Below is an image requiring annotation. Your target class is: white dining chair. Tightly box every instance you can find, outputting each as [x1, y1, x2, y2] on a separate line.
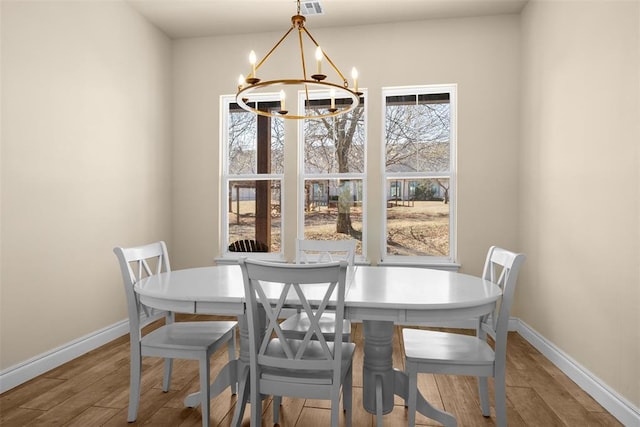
[402, 246, 526, 427]
[278, 238, 356, 342]
[114, 241, 237, 426]
[238, 257, 355, 427]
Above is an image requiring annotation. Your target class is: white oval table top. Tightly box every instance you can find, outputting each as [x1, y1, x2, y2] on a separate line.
[347, 266, 500, 310]
[135, 265, 502, 320]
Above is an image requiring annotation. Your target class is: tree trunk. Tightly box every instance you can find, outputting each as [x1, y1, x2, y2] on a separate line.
[336, 182, 352, 235]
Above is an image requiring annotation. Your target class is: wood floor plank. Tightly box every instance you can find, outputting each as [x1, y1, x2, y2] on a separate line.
[529, 350, 608, 413]
[0, 317, 625, 427]
[589, 410, 628, 426]
[507, 386, 565, 426]
[0, 377, 65, 412]
[64, 406, 121, 426]
[0, 406, 45, 426]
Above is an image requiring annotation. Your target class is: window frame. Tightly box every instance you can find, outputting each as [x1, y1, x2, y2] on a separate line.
[380, 84, 457, 266]
[297, 89, 368, 261]
[220, 93, 285, 260]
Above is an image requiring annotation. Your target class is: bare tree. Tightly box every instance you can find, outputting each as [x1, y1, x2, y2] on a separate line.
[228, 111, 257, 174]
[385, 103, 450, 173]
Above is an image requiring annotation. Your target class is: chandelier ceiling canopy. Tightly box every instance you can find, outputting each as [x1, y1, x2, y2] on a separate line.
[235, 0, 361, 120]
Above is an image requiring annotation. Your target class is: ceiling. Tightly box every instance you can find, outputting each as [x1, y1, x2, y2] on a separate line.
[127, 0, 528, 39]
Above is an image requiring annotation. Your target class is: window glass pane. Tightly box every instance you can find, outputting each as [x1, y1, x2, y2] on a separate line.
[227, 180, 281, 252]
[304, 98, 365, 174]
[303, 179, 363, 254]
[385, 178, 450, 257]
[385, 100, 450, 173]
[228, 103, 284, 175]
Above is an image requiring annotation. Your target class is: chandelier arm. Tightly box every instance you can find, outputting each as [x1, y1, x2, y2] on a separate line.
[304, 83, 311, 110]
[297, 25, 312, 108]
[297, 27, 308, 81]
[301, 27, 349, 86]
[253, 26, 296, 76]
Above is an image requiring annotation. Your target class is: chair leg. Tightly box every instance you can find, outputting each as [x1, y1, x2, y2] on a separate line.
[344, 365, 353, 427]
[478, 376, 490, 416]
[231, 365, 249, 427]
[128, 354, 142, 422]
[227, 330, 237, 394]
[273, 395, 281, 423]
[162, 357, 173, 392]
[407, 368, 418, 427]
[198, 355, 211, 427]
[330, 391, 340, 427]
[494, 372, 507, 427]
[249, 373, 261, 427]
[343, 365, 353, 420]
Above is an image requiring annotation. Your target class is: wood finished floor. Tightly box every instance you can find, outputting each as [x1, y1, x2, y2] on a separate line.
[1, 315, 623, 427]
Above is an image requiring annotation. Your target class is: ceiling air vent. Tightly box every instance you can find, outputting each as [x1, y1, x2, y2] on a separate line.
[300, 1, 324, 16]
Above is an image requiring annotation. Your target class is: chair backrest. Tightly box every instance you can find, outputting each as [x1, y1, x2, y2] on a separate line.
[295, 239, 356, 265]
[113, 241, 171, 341]
[228, 239, 269, 253]
[480, 246, 526, 359]
[239, 258, 349, 380]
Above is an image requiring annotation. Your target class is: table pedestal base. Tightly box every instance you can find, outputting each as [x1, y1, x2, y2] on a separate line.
[183, 359, 238, 408]
[362, 320, 457, 427]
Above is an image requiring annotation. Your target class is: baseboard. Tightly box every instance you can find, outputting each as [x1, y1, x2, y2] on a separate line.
[0, 313, 162, 394]
[517, 320, 640, 427]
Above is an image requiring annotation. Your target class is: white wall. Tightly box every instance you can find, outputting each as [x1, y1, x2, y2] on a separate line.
[519, 0, 640, 408]
[170, 15, 521, 270]
[0, 1, 172, 370]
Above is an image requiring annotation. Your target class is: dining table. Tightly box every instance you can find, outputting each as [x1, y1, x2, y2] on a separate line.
[135, 264, 502, 427]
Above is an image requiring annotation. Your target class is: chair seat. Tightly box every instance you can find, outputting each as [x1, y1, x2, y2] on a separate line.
[261, 339, 355, 388]
[403, 328, 495, 367]
[264, 338, 355, 362]
[279, 312, 351, 339]
[142, 321, 237, 352]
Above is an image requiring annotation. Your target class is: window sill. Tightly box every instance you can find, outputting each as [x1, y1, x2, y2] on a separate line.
[214, 254, 285, 265]
[377, 260, 460, 272]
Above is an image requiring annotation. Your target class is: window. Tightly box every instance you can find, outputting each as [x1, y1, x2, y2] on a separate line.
[300, 91, 366, 256]
[382, 85, 456, 263]
[222, 95, 284, 255]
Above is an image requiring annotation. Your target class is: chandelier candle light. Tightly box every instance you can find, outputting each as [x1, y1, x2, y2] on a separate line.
[235, 0, 361, 119]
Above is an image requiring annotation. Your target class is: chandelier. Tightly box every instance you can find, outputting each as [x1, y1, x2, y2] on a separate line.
[235, 0, 360, 120]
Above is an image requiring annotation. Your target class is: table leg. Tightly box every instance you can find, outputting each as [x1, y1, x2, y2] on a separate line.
[362, 320, 457, 427]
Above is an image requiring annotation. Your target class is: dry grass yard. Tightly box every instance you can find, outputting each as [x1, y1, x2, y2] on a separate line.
[229, 200, 450, 256]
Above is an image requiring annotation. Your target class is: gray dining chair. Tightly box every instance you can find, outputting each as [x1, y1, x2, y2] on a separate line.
[238, 257, 355, 427]
[278, 238, 356, 342]
[114, 241, 237, 426]
[402, 246, 526, 427]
